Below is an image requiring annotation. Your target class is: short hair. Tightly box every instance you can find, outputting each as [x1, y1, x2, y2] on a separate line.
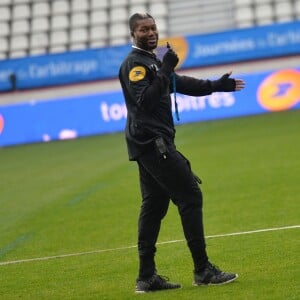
[129, 13, 154, 32]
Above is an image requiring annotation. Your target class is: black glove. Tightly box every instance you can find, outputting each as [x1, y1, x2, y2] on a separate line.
[212, 73, 236, 92]
[160, 48, 179, 76]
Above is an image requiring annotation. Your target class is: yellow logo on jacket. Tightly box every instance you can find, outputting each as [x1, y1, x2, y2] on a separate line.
[129, 66, 146, 82]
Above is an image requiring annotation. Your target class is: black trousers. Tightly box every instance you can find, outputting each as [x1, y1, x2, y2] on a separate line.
[136, 146, 208, 280]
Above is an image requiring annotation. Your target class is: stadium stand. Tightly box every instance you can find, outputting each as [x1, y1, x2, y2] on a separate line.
[0, 0, 299, 60]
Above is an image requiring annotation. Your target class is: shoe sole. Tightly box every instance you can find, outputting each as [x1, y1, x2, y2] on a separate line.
[193, 274, 238, 286]
[135, 290, 147, 294]
[135, 286, 182, 294]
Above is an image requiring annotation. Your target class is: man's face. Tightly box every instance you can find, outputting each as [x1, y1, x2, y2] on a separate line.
[132, 18, 159, 51]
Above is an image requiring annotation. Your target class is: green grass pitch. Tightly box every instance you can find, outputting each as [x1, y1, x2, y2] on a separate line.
[0, 109, 299, 299]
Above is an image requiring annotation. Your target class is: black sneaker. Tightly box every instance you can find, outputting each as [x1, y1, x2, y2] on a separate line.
[193, 262, 238, 286]
[135, 274, 181, 293]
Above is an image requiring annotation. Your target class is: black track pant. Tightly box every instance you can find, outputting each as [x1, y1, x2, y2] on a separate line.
[136, 147, 208, 280]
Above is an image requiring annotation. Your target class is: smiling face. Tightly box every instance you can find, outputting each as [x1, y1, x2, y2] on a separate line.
[131, 17, 159, 52]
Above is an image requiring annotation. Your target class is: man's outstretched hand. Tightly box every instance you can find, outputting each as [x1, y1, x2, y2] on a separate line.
[212, 71, 246, 92]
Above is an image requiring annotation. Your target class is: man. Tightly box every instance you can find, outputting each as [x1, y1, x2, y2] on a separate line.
[118, 13, 246, 293]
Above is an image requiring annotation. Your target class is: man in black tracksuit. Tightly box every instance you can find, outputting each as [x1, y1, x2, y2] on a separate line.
[119, 13, 245, 293]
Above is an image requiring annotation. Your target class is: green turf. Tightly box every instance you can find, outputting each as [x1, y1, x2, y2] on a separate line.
[0, 109, 299, 299]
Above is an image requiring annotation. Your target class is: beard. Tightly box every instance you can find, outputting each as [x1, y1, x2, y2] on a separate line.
[136, 35, 158, 51]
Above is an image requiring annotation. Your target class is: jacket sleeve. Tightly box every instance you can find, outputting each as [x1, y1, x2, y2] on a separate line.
[125, 60, 171, 113]
[174, 74, 214, 96]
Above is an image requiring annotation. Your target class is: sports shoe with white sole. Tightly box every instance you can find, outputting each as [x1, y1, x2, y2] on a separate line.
[135, 274, 181, 293]
[193, 262, 238, 286]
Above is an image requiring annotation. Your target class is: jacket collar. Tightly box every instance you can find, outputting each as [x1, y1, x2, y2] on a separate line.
[132, 46, 157, 59]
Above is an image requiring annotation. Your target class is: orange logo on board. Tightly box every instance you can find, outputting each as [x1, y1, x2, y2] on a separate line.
[0, 114, 4, 135]
[257, 69, 300, 111]
[157, 37, 188, 69]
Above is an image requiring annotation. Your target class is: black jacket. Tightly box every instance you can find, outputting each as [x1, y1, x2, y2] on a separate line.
[119, 47, 216, 161]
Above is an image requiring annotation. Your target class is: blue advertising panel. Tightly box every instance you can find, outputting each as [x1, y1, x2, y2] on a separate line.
[0, 90, 125, 146]
[180, 21, 300, 68]
[1, 21, 299, 91]
[0, 68, 299, 147]
[0, 44, 131, 91]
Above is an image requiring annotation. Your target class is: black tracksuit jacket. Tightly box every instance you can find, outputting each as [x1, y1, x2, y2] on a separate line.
[119, 47, 216, 161]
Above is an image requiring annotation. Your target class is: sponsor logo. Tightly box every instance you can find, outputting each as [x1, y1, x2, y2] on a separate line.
[257, 69, 300, 111]
[99, 93, 235, 122]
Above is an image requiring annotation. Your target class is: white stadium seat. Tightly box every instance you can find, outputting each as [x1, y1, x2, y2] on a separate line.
[32, 2, 50, 17]
[110, 0, 128, 7]
[0, 37, 9, 52]
[155, 17, 167, 32]
[275, 1, 293, 21]
[253, 0, 272, 3]
[30, 32, 49, 48]
[0, 6, 11, 21]
[70, 28, 88, 43]
[0, 0, 13, 5]
[10, 35, 29, 51]
[149, 3, 167, 17]
[110, 7, 128, 22]
[0, 22, 10, 36]
[12, 4, 30, 19]
[12, 19, 30, 34]
[234, 0, 253, 6]
[30, 47, 47, 56]
[255, 3, 273, 20]
[51, 15, 69, 30]
[31, 17, 49, 33]
[72, 0, 89, 12]
[14, 0, 31, 3]
[109, 23, 128, 38]
[49, 45, 68, 53]
[71, 13, 89, 27]
[235, 6, 254, 22]
[129, 5, 147, 15]
[90, 0, 109, 9]
[52, 0, 70, 14]
[69, 43, 87, 50]
[110, 36, 128, 46]
[90, 25, 108, 41]
[91, 10, 109, 25]
[89, 40, 107, 48]
[296, 1, 300, 18]
[10, 50, 28, 58]
[130, 0, 148, 4]
[50, 30, 68, 46]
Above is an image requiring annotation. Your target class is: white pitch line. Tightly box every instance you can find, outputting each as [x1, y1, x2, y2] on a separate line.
[0, 224, 299, 266]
